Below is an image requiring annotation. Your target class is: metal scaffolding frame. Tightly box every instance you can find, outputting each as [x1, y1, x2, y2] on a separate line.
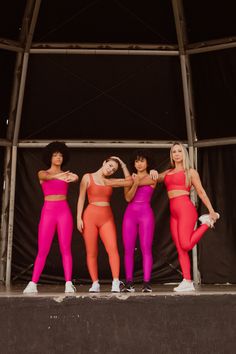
[0, 0, 236, 285]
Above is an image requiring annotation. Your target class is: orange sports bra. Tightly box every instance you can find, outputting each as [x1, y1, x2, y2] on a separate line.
[164, 170, 191, 192]
[87, 174, 113, 203]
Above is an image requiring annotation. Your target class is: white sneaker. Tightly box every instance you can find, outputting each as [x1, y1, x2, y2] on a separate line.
[89, 281, 100, 293]
[23, 281, 38, 294]
[65, 281, 76, 293]
[199, 213, 220, 228]
[111, 279, 122, 293]
[174, 279, 195, 292]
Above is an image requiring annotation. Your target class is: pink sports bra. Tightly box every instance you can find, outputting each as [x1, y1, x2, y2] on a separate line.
[41, 179, 68, 196]
[131, 185, 154, 203]
[164, 170, 191, 192]
[87, 174, 113, 203]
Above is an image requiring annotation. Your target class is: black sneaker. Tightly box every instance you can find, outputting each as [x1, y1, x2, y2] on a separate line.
[142, 282, 152, 293]
[121, 282, 135, 293]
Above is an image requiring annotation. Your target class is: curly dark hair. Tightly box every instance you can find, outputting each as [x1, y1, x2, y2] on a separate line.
[42, 141, 69, 167]
[129, 149, 155, 174]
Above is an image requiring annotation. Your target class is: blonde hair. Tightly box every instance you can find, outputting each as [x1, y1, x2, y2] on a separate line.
[170, 142, 192, 187]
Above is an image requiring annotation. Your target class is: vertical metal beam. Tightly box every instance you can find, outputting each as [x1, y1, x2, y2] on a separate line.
[5, 54, 30, 286]
[1, 0, 42, 287]
[0, 51, 24, 282]
[0, 148, 11, 281]
[171, 0, 199, 284]
[5, 146, 18, 286]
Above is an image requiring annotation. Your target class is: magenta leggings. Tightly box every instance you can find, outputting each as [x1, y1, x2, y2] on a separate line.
[169, 195, 209, 280]
[32, 200, 73, 283]
[122, 202, 155, 282]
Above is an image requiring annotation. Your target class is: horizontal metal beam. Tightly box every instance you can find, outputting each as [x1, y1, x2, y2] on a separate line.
[0, 139, 12, 147]
[17, 140, 177, 148]
[31, 42, 179, 50]
[0, 38, 23, 52]
[1, 36, 236, 56]
[187, 36, 236, 55]
[194, 137, 236, 147]
[15, 137, 236, 148]
[30, 48, 179, 56]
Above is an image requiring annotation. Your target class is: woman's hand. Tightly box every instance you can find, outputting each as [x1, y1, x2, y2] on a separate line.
[110, 156, 126, 169]
[132, 173, 141, 185]
[149, 169, 158, 180]
[64, 172, 79, 183]
[209, 211, 220, 222]
[77, 217, 84, 233]
[54, 171, 70, 181]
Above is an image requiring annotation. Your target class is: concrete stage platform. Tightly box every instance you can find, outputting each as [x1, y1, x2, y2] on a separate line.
[1, 284, 236, 354]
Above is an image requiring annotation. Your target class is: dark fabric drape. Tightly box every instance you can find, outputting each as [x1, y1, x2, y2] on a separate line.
[198, 145, 236, 283]
[12, 148, 181, 284]
[11, 145, 236, 284]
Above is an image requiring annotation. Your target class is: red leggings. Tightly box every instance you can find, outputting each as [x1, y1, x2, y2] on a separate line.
[169, 195, 209, 280]
[83, 204, 120, 281]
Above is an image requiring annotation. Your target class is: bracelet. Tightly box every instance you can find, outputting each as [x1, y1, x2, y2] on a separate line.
[121, 164, 126, 169]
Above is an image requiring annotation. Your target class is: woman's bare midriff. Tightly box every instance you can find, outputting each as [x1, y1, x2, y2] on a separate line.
[168, 190, 190, 199]
[44, 195, 66, 201]
[90, 201, 110, 206]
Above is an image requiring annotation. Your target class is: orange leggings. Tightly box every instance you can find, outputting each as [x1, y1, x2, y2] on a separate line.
[83, 204, 120, 281]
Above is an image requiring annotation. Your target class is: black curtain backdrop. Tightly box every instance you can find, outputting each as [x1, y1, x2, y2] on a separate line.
[198, 145, 236, 283]
[12, 146, 236, 284]
[12, 148, 182, 284]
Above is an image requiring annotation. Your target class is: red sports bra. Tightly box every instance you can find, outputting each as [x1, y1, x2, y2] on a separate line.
[87, 174, 113, 203]
[41, 179, 68, 196]
[164, 170, 191, 192]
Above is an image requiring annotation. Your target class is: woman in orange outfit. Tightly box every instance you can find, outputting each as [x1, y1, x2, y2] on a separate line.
[77, 157, 131, 292]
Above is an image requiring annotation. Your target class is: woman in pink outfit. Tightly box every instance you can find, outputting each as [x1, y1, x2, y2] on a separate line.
[23, 142, 78, 294]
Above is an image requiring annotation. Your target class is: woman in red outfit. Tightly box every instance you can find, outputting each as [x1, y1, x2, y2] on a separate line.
[158, 142, 220, 292]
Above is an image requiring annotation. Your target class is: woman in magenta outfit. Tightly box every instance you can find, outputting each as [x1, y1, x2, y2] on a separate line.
[23, 142, 78, 294]
[103, 151, 157, 293]
[158, 142, 220, 292]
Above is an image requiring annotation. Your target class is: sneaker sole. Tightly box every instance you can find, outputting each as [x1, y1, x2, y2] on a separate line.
[174, 288, 195, 292]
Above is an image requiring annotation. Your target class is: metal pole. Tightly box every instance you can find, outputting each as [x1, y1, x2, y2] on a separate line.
[0, 147, 11, 281]
[4, 0, 42, 286]
[30, 48, 179, 56]
[0, 48, 25, 281]
[5, 146, 17, 287]
[17, 140, 177, 148]
[172, 0, 199, 284]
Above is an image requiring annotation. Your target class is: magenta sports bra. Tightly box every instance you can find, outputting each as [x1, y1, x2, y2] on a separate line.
[41, 179, 68, 196]
[131, 185, 154, 203]
[164, 170, 191, 192]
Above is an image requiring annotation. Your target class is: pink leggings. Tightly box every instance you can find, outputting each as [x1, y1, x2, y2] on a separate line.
[122, 202, 155, 282]
[169, 195, 209, 280]
[32, 200, 73, 283]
